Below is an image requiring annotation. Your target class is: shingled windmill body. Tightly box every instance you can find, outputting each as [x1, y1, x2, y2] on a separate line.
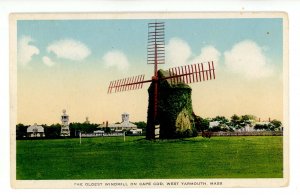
[107, 22, 216, 140]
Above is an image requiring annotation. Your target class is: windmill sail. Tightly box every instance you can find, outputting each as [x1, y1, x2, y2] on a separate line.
[107, 74, 147, 93]
[166, 61, 216, 85]
[147, 22, 165, 65]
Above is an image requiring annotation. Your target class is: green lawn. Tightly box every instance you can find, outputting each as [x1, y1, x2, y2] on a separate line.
[16, 136, 283, 179]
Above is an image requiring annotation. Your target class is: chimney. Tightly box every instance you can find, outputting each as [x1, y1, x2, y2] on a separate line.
[268, 117, 271, 122]
[106, 121, 108, 128]
[258, 118, 261, 122]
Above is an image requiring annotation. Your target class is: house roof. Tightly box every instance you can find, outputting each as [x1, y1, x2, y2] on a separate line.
[27, 125, 44, 133]
[98, 121, 137, 129]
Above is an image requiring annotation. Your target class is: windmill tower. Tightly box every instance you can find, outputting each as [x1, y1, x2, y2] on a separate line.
[107, 22, 216, 140]
[60, 109, 70, 136]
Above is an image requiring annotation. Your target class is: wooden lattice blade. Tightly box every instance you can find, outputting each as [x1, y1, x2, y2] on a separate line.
[165, 61, 216, 85]
[107, 74, 151, 94]
[147, 22, 165, 66]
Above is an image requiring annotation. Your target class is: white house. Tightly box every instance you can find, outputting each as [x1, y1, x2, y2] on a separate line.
[27, 123, 45, 137]
[98, 112, 137, 132]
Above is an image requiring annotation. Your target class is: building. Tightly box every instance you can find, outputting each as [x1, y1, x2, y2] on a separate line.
[98, 112, 137, 132]
[27, 123, 45, 137]
[60, 109, 70, 136]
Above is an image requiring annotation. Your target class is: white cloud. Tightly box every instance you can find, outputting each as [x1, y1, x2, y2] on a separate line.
[192, 46, 221, 67]
[18, 36, 40, 66]
[166, 37, 191, 67]
[42, 56, 55, 67]
[102, 50, 130, 71]
[166, 37, 220, 68]
[47, 39, 91, 61]
[224, 40, 274, 79]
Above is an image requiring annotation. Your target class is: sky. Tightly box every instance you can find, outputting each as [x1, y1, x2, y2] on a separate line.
[16, 17, 284, 125]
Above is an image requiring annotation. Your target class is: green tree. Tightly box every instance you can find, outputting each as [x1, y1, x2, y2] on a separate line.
[104, 127, 111, 133]
[16, 123, 28, 139]
[254, 123, 269, 130]
[44, 123, 61, 138]
[265, 119, 282, 131]
[194, 115, 209, 132]
[134, 121, 147, 130]
[240, 115, 256, 128]
[69, 122, 99, 135]
[230, 114, 241, 131]
[69, 123, 81, 137]
[211, 116, 230, 131]
[212, 116, 229, 124]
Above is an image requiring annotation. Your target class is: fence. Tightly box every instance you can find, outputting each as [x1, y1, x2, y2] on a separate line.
[82, 131, 283, 138]
[81, 132, 123, 137]
[207, 131, 283, 137]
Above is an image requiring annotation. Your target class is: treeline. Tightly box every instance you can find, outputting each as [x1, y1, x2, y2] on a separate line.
[194, 114, 282, 132]
[16, 121, 147, 140]
[16, 123, 99, 140]
[16, 115, 282, 139]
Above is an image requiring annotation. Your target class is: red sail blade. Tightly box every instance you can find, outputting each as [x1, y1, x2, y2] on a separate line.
[194, 64, 199, 82]
[165, 61, 216, 85]
[201, 63, 205, 81]
[107, 74, 148, 93]
[197, 63, 202, 82]
[212, 61, 215, 79]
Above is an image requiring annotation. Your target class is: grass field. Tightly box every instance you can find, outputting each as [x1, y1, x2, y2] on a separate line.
[16, 136, 283, 180]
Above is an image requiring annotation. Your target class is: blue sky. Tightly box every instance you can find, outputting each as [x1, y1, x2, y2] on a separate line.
[18, 18, 282, 68]
[16, 17, 285, 124]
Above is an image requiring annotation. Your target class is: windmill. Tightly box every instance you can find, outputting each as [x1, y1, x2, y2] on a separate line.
[107, 22, 216, 140]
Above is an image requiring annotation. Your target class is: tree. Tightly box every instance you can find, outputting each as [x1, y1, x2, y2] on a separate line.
[240, 115, 256, 125]
[230, 114, 240, 125]
[44, 124, 61, 138]
[231, 114, 240, 121]
[230, 114, 241, 131]
[210, 116, 230, 132]
[69, 122, 99, 136]
[69, 122, 81, 137]
[212, 116, 229, 124]
[134, 121, 147, 130]
[266, 119, 282, 131]
[16, 123, 28, 139]
[254, 123, 269, 131]
[194, 115, 209, 132]
[104, 127, 111, 133]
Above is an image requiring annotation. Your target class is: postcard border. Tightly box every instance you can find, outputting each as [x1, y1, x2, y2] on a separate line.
[10, 11, 289, 188]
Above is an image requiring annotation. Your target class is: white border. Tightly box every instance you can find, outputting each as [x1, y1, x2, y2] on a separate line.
[1, 0, 300, 195]
[9, 12, 289, 189]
